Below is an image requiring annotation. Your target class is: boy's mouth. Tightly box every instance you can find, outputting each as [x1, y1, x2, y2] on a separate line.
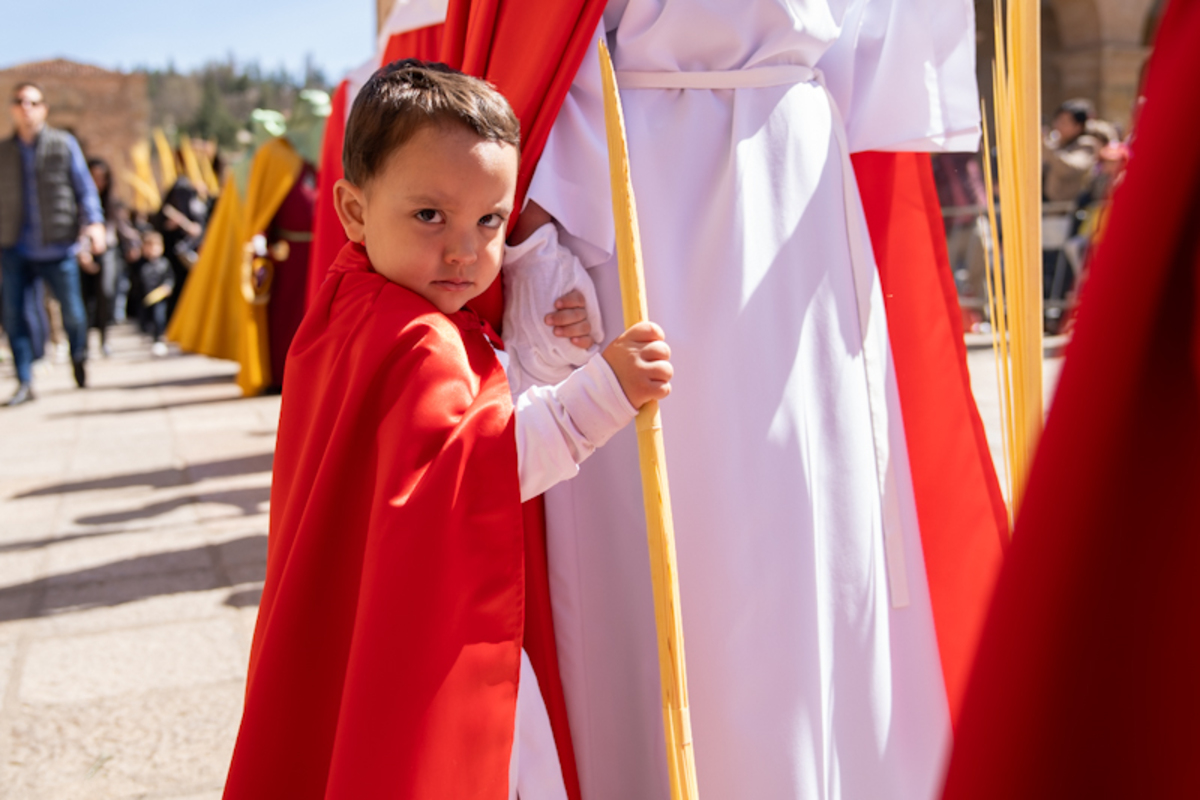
[432, 279, 473, 292]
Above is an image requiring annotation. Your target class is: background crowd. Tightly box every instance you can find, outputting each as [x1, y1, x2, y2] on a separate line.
[0, 79, 214, 406]
[935, 96, 1132, 336]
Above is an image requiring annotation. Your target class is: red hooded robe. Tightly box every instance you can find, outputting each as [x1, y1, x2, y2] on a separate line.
[224, 242, 524, 799]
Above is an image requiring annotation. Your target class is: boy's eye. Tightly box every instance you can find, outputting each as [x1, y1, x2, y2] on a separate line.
[415, 209, 444, 223]
[479, 214, 504, 229]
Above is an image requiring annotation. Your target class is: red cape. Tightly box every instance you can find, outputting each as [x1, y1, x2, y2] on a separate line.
[225, 242, 524, 799]
[853, 151, 1008, 724]
[305, 79, 351, 309]
[941, 4, 1200, 797]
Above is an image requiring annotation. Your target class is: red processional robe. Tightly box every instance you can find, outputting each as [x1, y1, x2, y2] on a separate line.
[224, 242, 525, 799]
[300, 10, 605, 798]
[941, 4, 1200, 798]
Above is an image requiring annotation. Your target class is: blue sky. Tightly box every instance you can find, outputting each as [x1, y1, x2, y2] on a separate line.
[1, 0, 376, 81]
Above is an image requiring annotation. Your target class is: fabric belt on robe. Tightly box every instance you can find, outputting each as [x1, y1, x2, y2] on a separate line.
[615, 64, 911, 609]
[274, 228, 315, 243]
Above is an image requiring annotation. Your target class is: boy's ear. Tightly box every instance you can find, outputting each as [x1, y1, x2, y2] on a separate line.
[333, 179, 367, 243]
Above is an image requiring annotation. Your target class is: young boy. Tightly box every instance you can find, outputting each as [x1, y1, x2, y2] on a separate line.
[136, 230, 173, 356]
[223, 61, 672, 800]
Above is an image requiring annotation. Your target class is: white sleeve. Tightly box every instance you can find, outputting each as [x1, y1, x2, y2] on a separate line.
[511, 354, 637, 502]
[502, 221, 605, 395]
[819, 0, 981, 154]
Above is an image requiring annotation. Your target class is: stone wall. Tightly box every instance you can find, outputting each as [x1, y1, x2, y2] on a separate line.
[0, 59, 150, 206]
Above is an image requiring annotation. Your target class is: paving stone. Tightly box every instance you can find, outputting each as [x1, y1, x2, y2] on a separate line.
[0, 326, 283, 793]
[0, 681, 242, 799]
[37, 574, 229, 637]
[20, 618, 246, 705]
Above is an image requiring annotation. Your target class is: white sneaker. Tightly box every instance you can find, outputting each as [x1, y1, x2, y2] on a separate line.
[151, 341, 169, 357]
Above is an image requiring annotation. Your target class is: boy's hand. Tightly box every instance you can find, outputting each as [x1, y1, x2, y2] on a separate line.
[545, 289, 595, 349]
[602, 322, 672, 409]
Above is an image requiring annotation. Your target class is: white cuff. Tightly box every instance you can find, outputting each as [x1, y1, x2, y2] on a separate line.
[514, 355, 637, 501]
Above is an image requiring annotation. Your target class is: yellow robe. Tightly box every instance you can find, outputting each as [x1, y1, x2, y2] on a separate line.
[167, 137, 303, 396]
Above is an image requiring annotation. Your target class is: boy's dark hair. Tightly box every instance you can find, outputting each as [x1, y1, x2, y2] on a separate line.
[343, 59, 520, 187]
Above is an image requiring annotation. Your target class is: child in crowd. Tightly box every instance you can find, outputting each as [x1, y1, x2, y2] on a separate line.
[137, 230, 173, 356]
[222, 60, 672, 800]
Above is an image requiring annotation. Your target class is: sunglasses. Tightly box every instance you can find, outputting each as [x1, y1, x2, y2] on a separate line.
[11, 98, 44, 108]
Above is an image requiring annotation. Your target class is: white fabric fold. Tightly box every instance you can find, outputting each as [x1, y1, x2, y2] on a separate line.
[510, 649, 570, 800]
[502, 222, 605, 396]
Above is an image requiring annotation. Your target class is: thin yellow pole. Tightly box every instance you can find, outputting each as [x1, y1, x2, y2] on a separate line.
[598, 40, 700, 800]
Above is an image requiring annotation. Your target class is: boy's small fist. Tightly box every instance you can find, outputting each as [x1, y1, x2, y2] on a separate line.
[544, 288, 594, 349]
[602, 321, 672, 409]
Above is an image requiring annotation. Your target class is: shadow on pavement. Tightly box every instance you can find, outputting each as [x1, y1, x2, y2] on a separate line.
[224, 587, 263, 608]
[106, 374, 237, 392]
[0, 536, 267, 622]
[46, 394, 248, 418]
[73, 487, 270, 526]
[14, 453, 273, 498]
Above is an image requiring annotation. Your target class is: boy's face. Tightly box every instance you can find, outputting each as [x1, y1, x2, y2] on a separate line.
[335, 123, 518, 315]
[143, 236, 164, 260]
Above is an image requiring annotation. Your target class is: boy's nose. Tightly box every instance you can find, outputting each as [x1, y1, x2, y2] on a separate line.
[443, 231, 478, 267]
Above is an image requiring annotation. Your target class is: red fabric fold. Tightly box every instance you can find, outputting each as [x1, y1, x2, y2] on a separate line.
[852, 151, 1008, 725]
[442, 0, 608, 333]
[305, 78, 349, 307]
[225, 242, 524, 799]
[940, 5, 1200, 797]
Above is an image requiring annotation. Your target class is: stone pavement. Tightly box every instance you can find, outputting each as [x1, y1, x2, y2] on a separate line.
[0, 325, 278, 799]
[0, 322, 1066, 799]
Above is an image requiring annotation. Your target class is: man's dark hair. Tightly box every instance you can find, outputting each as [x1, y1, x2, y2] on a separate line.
[343, 59, 520, 187]
[11, 81, 45, 101]
[1057, 98, 1094, 126]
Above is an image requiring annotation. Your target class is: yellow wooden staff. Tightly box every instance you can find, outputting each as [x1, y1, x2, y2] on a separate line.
[598, 40, 700, 800]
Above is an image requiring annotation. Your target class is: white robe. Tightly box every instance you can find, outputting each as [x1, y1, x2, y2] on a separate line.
[523, 1, 980, 798]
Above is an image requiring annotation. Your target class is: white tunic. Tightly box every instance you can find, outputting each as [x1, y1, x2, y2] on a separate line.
[522, 1, 980, 798]
[501, 223, 633, 800]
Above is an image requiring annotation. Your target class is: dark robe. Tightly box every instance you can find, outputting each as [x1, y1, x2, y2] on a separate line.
[266, 162, 316, 388]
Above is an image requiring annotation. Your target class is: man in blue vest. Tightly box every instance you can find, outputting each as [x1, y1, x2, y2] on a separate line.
[0, 81, 105, 405]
